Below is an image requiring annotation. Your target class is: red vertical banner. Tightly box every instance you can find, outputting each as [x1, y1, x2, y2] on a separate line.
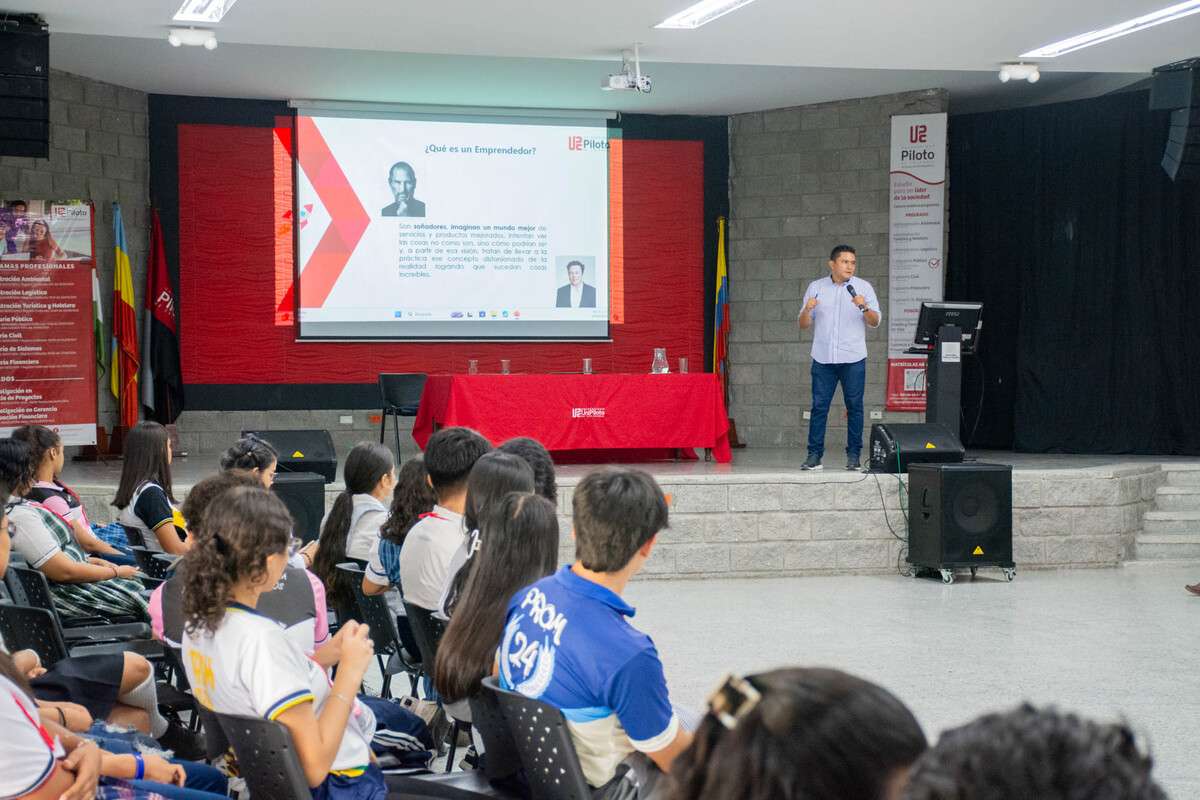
[0, 200, 97, 444]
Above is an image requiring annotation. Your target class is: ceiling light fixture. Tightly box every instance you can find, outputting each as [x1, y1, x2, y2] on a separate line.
[998, 63, 1040, 83]
[655, 0, 759, 29]
[167, 27, 218, 49]
[173, 0, 239, 24]
[1021, 0, 1200, 58]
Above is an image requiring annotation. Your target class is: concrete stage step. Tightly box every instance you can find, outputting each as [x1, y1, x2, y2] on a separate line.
[1165, 465, 1200, 486]
[1136, 533, 1200, 560]
[1141, 510, 1200, 535]
[1154, 485, 1200, 511]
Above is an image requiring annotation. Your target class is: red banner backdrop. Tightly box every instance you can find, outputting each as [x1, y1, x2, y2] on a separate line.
[177, 124, 705, 387]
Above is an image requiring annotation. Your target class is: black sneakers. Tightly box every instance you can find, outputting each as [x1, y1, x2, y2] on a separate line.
[801, 454, 823, 470]
[846, 455, 862, 471]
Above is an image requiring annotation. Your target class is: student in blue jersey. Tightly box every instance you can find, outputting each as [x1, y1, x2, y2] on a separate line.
[180, 486, 388, 799]
[499, 466, 691, 799]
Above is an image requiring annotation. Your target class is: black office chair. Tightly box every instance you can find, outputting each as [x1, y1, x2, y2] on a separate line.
[218, 711, 517, 800]
[335, 562, 422, 698]
[487, 678, 592, 800]
[379, 373, 428, 459]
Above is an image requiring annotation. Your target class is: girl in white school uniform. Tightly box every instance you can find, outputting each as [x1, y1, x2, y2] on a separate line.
[179, 485, 388, 799]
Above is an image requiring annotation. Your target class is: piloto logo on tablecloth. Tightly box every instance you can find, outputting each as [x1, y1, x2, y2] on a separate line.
[571, 407, 606, 418]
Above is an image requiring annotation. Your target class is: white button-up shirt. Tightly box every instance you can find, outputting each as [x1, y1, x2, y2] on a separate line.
[570, 283, 583, 308]
[800, 276, 881, 364]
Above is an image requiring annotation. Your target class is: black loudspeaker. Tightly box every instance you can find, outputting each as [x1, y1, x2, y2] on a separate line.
[243, 429, 338, 484]
[0, 15, 49, 159]
[868, 423, 964, 473]
[906, 463, 1014, 577]
[272, 472, 326, 544]
[1151, 58, 1200, 181]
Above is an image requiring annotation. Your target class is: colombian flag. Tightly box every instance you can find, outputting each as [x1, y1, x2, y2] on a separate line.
[712, 216, 730, 398]
[111, 203, 140, 429]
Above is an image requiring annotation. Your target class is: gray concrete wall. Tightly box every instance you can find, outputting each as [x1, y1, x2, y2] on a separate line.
[0, 69, 150, 434]
[726, 89, 948, 449]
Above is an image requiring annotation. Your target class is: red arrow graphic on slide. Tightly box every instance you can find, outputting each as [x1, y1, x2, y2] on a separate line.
[296, 116, 369, 309]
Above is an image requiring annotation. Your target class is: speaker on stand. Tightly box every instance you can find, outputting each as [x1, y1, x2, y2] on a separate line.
[906, 463, 1015, 584]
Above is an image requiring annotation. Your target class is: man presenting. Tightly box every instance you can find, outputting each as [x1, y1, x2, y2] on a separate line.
[798, 244, 881, 471]
[555, 260, 597, 308]
[381, 162, 426, 217]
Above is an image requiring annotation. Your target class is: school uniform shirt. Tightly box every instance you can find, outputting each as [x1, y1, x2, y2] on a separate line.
[117, 481, 187, 553]
[364, 537, 405, 618]
[345, 494, 389, 563]
[800, 275, 881, 364]
[499, 567, 679, 788]
[394, 506, 465, 611]
[5, 498, 148, 622]
[0, 673, 66, 799]
[183, 602, 376, 777]
[26, 480, 90, 527]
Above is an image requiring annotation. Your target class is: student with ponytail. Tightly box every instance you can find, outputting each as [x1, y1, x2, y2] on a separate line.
[311, 442, 396, 614]
[12, 424, 132, 564]
[180, 486, 386, 798]
[219, 433, 279, 487]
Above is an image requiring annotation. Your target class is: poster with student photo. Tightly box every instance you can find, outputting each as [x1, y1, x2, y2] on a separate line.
[554, 255, 596, 309]
[1, 199, 93, 261]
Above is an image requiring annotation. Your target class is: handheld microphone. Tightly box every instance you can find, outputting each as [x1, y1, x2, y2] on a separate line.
[846, 284, 867, 313]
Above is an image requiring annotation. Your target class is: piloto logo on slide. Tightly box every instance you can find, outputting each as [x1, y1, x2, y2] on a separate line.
[568, 136, 609, 151]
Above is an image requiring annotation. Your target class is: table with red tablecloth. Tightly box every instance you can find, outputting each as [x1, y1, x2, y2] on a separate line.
[411, 373, 732, 463]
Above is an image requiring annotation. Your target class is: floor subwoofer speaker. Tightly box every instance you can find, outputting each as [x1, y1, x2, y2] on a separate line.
[243, 429, 337, 483]
[869, 422, 964, 473]
[272, 472, 326, 544]
[906, 463, 1014, 582]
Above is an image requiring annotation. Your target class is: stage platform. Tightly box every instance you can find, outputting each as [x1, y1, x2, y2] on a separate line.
[63, 449, 1200, 579]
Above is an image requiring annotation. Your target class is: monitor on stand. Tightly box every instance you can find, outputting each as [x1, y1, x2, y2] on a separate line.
[908, 302, 983, 432]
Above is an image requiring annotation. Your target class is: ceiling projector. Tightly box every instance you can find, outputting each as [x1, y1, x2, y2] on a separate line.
[602, 45, 652, 93]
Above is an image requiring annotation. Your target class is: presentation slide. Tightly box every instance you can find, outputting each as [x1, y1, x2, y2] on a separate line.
[294, 111, 611, 339]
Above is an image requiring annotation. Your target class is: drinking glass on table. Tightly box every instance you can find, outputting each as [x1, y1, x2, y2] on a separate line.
[500, 359, 511, 375]
[582, 358, 593, 374]
[679, 357, 689, 374]
[467, 359, 479, 375]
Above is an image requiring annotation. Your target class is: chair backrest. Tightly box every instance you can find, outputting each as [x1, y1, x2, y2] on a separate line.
[335, 562, 403, 661]
[10, 565, 55, 611]
[379, 373, 428, 413]
[488, 678, 592, 800]
[401, 601, 445, 678]
[0, 603, 70, 667]
[474, 676, 526, 788]
[131, 547, 173, 579]
[120, 523, 147, 548]
[216, 712, 313, 800]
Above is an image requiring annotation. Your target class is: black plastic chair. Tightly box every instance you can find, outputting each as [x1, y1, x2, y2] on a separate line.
[218, 710, 514, 800]
[130, 547, 176, 580]
[471, 678, 526, 794]
[379, 373, 428, 458]
[335, 562, 422, 698]
[0, 602, 161, 666]
[404, 600, 474, 771]
[488, 679, 592, 800]
[7, 565, 149, 639]
[120, 523, 147, 548]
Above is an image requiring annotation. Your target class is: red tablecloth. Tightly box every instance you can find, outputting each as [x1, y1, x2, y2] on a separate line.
[412, 373, 732, 463]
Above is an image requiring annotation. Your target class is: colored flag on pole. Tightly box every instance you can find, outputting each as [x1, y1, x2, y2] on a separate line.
[92, 267, 106, 381]
[140, 209, 184, 423]
[110, 203, 140, 429]
[712, 216, 731, 399]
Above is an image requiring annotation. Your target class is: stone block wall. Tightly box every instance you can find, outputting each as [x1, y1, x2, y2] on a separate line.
[0, 70, 149, 433]
[73, 462, 1157, 577]
[726, 89, 948, 448]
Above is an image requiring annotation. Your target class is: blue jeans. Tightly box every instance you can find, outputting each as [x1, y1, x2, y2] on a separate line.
[89, 730, 229, 797]
[807, 358, 866, 459]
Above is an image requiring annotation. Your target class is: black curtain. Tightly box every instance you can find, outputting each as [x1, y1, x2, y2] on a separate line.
[947, 90, 1200, 454]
